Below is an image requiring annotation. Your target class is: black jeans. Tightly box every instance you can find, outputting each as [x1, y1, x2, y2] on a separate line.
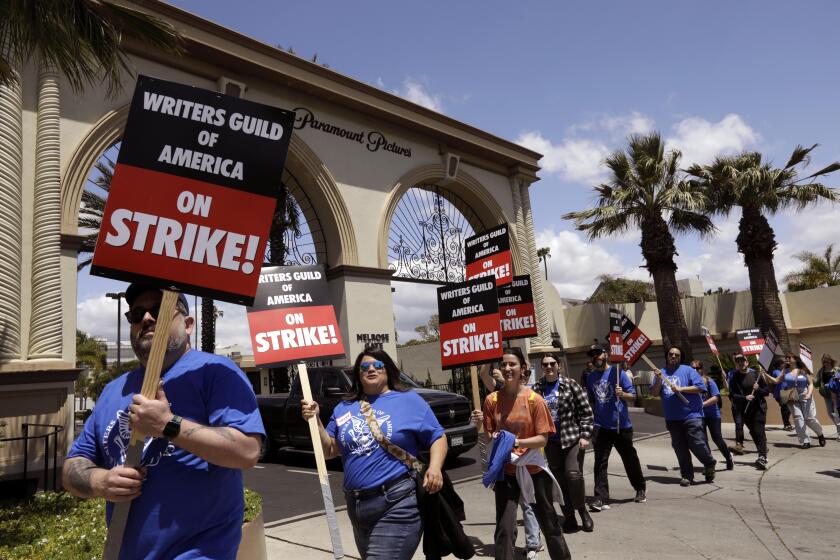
[545, 440, 586, 513]
[666, 418, 716, 480]
[731, 403, 745, 444]
[703, 417, 733, 462]
[744, 410, 768, 455]
[494, 472, 570, 560]
[592, 427, 646, 502]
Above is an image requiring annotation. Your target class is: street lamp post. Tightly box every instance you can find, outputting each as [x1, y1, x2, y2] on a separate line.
[105, 292, 125, 368]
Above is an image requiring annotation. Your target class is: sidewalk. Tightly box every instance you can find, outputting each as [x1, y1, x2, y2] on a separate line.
[261, 424, 839, 559]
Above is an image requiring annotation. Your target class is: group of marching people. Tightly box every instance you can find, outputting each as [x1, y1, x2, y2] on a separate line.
[301, 343, 840, 560]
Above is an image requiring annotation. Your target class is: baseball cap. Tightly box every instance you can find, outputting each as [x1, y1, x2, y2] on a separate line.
[587, 345, 606, 358]
[125, 283, 190, 316]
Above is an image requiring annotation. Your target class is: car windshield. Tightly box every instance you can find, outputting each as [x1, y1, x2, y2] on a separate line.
[399, 372, 421, 388]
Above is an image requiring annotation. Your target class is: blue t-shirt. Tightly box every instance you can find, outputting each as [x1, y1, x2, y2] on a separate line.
[779, 370, 809, 390]
[827, 373, 840, 396]
[650, 364, 706, 421]
[326, 390, 444, 491]
[771, 369, 783, 399]
[586, 366, 634, 430]
[68, 350, 265, 560]
[702, 378, 721, 420]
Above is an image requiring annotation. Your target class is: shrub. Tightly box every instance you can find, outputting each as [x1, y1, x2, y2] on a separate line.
[0, 489, 262, 559]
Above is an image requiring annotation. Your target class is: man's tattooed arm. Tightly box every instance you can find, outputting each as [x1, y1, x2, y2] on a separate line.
[181, 424, 237, 442]
[62, 457, 99, 498]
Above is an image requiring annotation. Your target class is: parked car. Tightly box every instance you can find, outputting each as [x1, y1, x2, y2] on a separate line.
[257, 366, 477, 460]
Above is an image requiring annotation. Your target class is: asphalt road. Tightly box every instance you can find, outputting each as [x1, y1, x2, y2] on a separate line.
[245, 411, 667, 525]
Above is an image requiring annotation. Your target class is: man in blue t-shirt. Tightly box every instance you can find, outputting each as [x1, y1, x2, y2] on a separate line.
[585, 347, 646, 511]
[64, 284, 265, 559]
[650, 346, 716, 486]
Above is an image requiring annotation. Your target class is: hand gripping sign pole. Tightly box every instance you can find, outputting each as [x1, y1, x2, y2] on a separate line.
[103, 291, 179, 560]
[640, 354, 690, 405]
[298, 363, 344, 559]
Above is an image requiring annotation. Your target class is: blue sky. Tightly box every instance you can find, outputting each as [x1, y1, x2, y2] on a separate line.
[77, 0, 840, 346]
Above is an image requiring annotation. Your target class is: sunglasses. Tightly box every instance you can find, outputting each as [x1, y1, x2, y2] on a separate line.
[541, 361, 558, 367]
[124, 305, 185, 325]
[668, 352, 681, 357]
[360, 360, 385, 371]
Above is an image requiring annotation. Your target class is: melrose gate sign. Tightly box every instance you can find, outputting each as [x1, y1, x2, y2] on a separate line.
[293, 107, 412, 157]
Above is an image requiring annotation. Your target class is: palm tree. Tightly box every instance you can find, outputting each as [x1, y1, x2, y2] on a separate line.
[784, 244, 840, 291]
[686, 145, 840, 350]
[537, 247, 551, 280]
[78, 151, 116, 270]
[1, 0, 181, 95]
[563, 132, 715, 359]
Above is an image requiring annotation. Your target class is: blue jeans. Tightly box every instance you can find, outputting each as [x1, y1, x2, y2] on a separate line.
[666, 418, 716, 480]
[703, 417, 733, 462]
[346, 476, 422, 559]
[520, 501, 541, 551]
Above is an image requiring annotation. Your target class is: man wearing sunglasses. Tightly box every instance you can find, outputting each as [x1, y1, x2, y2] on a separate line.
[650, 347, 717, 486]
[63, 283, 265, 559]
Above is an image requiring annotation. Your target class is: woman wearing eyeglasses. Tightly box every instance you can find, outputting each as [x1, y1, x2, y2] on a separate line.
[301, 349, 448, 559]
[693, 360, 733, 470]
[533, 353, 595, 533]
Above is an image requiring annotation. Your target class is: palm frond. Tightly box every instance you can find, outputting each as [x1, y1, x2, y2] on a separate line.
[668, 209, 717, 238]
[783, 144, 817, 170]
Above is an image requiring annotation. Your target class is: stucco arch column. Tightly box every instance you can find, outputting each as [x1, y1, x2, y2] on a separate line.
[516, 176, 551, 348]
[0, 72, 24, 360]
[28, 69, 63, 359]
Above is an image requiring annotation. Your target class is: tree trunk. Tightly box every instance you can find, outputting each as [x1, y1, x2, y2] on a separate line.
[201, 297, 215, 354]
[640, 215, 693, 361]
[738, 207, 791, 351]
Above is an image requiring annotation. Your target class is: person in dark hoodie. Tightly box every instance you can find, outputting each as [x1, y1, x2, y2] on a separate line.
[728, 353, 770, 470]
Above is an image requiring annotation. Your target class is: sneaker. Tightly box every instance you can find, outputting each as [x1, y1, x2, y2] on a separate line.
[755, 456, 767, 470]
[818, 434, 826, 447]
[783, 425, 794, 431]
[802, 442, 811, 449]
[634, 489, 647, 503]
[589, 498, 610, 511]
[726, 458, 734, 471]
[526, 551, 539, 560]
[704, 467, 716, 483]
[679, 478, 691, 487]
[731, 443, 744, 455]
[836, 434, 840, 442]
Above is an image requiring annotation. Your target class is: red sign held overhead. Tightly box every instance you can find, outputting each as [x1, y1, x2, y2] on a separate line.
[438, 278, 503, 369]
[619, 315, 652, 366]
[736, 328, 765, 356]
[91, 75, 296, 305]
[702, 326, 719, 356]
[498, 275, 538, 340]
[465, 224, 513, 287]
[247, 265, 345, 366]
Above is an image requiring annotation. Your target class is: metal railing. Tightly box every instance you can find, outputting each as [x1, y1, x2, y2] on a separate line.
[0, 423, 64, 494]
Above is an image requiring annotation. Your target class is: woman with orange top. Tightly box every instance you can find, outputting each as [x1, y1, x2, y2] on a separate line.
[472, 347, 571, 560]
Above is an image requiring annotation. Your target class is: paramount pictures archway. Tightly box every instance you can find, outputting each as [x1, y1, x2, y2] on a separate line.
[0, 0, 545, 481]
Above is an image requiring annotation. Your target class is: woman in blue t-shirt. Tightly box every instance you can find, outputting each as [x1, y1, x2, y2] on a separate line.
[765, 354, 825, 448]
[694, 360, 734, 470]
[301, 350, 448, 559]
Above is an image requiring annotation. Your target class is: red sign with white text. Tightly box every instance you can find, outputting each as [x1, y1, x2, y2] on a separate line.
[498, 275, 538, 340]
[90, 75, 295, 305]
[465, 224, 513, 287]
[702, 327, 720, 356]
[736, 328, 764, 355]
[246, 265, 345, 366]
[438, 278, 502, 369]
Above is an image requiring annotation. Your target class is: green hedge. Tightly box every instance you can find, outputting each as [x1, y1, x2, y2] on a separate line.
[0, 489, 262, 560]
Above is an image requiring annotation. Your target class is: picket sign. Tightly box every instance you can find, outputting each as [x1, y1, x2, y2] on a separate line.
[103, 291, 179, 560]
[702, 326, 726, 376]
[298, 363, 344, 559]
[640, 354, 690, 405]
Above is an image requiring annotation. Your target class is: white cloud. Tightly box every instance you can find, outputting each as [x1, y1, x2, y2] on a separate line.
[391, 282, 439, 344]
[392, 78, 444, 113]
[516, 131, 610, 183]
[667, 113, 760, 167]
[600, 111, 655, 138]
[77, 296, 126, 342]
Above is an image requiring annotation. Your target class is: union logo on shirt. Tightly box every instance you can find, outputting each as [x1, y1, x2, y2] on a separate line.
[338, 409, 392, 457]
[101, 408, 175, 468]
[662, 375, 682, 397]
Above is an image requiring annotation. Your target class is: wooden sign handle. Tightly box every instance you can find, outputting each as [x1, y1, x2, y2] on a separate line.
[641, 354, 690, 404]
[103, 290, 179, 560]
[298, 363, 344, 559]
[469, 365, 488, 472]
